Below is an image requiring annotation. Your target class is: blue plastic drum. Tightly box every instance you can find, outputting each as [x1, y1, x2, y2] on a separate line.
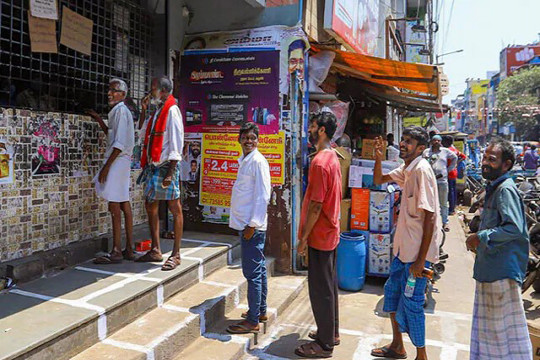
[337, 231, 367, 291]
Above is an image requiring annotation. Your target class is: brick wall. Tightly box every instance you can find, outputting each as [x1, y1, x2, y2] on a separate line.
[0, 108, 146, 262]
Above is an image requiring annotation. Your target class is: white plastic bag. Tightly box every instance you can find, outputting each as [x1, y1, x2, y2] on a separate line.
[308, 51, 336, 92]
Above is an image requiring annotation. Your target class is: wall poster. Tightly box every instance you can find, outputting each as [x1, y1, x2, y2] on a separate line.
[30, 116, 61, 176]
[200, 131, 285, 208]
[0, 138, 14, 184]
[179, 51, 280, 135]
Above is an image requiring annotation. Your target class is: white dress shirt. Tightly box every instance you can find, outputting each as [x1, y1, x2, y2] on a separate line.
[149, 103, 184, 165]
[106, 101, 134, 160]
[229, 149, 272, 231]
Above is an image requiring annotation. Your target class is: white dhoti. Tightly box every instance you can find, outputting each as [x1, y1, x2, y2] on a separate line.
[94, 156, 131, 202]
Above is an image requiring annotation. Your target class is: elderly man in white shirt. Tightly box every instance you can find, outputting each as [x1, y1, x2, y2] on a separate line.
[88, 78, 135, 264]
[136, 77, 184, 271]
[227, 122, 272, 335]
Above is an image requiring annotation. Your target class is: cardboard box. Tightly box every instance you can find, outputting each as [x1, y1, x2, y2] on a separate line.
[369, 191, 394, 233]
[368, 233, 392, 276]
[351, 188, 370, 230]
[335, 147, 352, 199]
[529, 322, 540, 360]
[340, 199, 351, 232]
[361, 139, 386, 160]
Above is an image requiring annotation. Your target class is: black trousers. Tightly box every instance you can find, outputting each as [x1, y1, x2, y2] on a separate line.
[308, 246, 339, 351]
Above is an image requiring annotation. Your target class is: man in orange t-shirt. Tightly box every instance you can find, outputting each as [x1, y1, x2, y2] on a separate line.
[295, 112, 342, 358]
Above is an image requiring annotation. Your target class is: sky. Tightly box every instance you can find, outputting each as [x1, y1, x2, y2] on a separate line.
[435, 0, 540, 101]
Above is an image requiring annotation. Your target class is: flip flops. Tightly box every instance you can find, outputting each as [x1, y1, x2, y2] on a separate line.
[226, 320, 260, 334]
[135, 251, 163, 263]
[294, 341, 333, 358]
[370, 346, 407, 359]
[93, 254, 123, 264]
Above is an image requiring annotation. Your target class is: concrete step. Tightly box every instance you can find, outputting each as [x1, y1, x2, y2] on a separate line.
[0, 232, 240, 360]
[71, 258, 276, 360]
[172, 274, 307, 360]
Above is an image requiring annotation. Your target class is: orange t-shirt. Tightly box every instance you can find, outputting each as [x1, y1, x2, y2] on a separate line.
[300, 149, 342, 251]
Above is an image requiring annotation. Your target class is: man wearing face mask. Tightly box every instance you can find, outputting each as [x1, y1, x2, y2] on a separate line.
[466, 138, 531, 360]
[88, 79, 135, 264]
[295, 112, 342, 358]
[136, 77, 184, 271]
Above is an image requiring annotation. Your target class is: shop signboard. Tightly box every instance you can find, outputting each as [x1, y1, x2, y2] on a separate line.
[323, 0, 379, 56]
[500, 45, 540, 79]
[200, 131, 285, 207]
[179, 51, 280, 135]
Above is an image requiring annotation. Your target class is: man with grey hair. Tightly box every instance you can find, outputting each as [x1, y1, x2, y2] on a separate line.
[87, 78, 135, 264]
[136, 76, 185, 271]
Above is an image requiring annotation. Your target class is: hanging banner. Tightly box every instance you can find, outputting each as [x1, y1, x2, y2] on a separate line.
[28, 13, 57, 53]
[200, 132, 285, 207]
[179, 51, 280, 134]
[323, 0, 379, 56]
[0, 138, 14, 185]
[30, 0, 58, 20]
[60, 6, 93, 56]
[182, 25, 309, 95]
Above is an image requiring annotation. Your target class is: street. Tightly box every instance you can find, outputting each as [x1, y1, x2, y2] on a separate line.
[247, 214, 540, 360]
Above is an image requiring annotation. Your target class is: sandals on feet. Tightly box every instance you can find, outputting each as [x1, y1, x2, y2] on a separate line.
[93, 254, 123, 264]
[308, 330, 340, 346]
[294, 341, 333, 358]
[135, 250, 163, 263]
[122, 249, 136, 261]
[240, 311, 268, 323]
[370, 345, 407, 359]
[161, 256, 181, 271]
[161, 231, 175, 239]
[226, 320, 260, 334]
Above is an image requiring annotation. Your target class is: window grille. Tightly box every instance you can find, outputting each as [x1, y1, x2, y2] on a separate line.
[0, 0, 153, 114]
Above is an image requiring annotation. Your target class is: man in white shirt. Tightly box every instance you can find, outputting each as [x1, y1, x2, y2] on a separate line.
[423, 135, 457, 232]
[136, 77, 184, 271]
[226, 123, 272, 334]
[88, 79, 135, 264]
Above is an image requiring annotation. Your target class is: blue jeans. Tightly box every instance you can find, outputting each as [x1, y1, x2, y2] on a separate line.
[241, 230, 268, 325]
[438, 182, 449, 225]
[383, 257, 431, 348]
[448, 179, 457, 214]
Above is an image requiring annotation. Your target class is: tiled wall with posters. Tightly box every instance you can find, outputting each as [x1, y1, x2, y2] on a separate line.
[0, 108, 146, 262]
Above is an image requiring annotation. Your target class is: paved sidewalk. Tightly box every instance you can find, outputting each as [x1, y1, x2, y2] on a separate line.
[249, 215, 476, 360]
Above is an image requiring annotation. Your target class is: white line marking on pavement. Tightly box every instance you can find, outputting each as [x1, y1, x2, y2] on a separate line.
[98, 314, 107, 340]
[202, 280, 235, 288]
[183, 256, 204, 281]
[425, 310, 472, 321]
[204, 332, 248, 344]
[75, 266, 163, 283]
[102, 338, 154, 360]
[353, 336, 383, 360]
[145, 314, 198, 350]
[161, 304, 191, 313]
[156, 284, 164, 307]
[10, 289, 105, 314]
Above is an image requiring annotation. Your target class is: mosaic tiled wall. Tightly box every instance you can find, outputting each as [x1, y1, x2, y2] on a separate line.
[0, 108, 146, 262]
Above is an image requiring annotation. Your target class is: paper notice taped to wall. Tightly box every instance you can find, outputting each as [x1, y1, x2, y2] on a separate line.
[60, 6, 93, 56]
[30, 0, 58, 20]
[28, 12, 57, 53]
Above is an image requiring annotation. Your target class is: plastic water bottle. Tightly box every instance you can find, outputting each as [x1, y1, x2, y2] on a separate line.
[404, 274, 416, 298]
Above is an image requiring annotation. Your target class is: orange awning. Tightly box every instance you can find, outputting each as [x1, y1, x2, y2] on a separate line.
[312, 46, 441, 99]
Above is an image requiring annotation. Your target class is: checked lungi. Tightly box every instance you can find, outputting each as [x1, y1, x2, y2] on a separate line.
[137, 162, 180, 202]
[383, 257, 430, 348]
[470, 279, 532, 360]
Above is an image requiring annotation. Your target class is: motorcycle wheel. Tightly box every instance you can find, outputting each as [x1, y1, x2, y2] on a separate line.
[533, 276, 540, 293]
[522, 269, 538, 293]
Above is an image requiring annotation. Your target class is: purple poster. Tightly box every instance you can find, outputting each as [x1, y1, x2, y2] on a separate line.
[179, 51, 280, 135]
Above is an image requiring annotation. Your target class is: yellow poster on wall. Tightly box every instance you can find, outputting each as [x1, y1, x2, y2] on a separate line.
[200, 131, 285, 207]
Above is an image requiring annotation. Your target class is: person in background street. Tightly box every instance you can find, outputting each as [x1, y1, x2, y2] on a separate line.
[424, 135, 457, 232]
[442, 136, 466, 215]
[386, 133, 398, 149]
[88, 79, 135, 264]
[295, 112, 342, 358]
[371, 126, 442, 360]
[138, 77, 158, 131]
[136, 77, 184, 271]
[226, 123, 271, 335]
[524, 144, 539, 171]
[466, 138, 531, 360]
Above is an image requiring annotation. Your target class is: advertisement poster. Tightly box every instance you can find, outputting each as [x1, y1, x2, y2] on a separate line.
[324, 0, 379, 56]
[182, 25, 309, 95]
[179, 51, 280, 135]
[200, 132, 285, 207]
[30, 115, 61, 176]
[501, 45, 540, 78]
[0, 138, 14, 185]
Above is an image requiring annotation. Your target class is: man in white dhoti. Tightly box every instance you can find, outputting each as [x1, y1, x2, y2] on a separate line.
[88, 79, 135, 264]
[466, 138, 532, 360]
